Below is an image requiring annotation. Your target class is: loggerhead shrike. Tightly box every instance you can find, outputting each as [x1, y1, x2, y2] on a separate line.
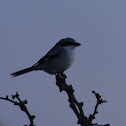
[11, 38, 81, 77]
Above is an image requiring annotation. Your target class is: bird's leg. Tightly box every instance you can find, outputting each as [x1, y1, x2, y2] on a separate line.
[59, 72, 67, 79]
[55, 72, 67, 79]
[61, 73, 67, 78]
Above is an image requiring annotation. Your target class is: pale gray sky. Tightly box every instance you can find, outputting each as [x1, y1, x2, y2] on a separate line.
[1, 0, 126, 126]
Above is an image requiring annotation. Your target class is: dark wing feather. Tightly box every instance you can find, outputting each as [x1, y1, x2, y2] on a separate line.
[33, 53, 60, 66]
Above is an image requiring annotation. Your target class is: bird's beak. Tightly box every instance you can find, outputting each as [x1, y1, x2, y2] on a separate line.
[74, 42, 81, 46]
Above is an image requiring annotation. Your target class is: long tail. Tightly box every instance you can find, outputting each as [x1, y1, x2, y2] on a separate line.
[11, 67, 34, 77]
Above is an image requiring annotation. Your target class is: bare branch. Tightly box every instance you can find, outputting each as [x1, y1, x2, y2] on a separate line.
[0, 74, 109, 126]
[55, 74, 109, 126]
[0, 92, 36, 126]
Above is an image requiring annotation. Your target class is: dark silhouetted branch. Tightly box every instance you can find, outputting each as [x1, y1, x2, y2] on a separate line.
[0, 74, 109, 126]
[0, 92, 35, 126]
[89, 91, 107, 124]
[55, 74, 109, 126]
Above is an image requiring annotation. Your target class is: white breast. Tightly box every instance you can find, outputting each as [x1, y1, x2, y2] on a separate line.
[63, 46, 75, 67]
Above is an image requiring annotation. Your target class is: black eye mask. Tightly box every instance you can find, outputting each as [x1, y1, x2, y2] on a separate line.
[61, 42, 81, 47]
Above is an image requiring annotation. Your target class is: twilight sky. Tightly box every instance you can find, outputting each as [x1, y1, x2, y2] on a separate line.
[1, 0, 126, 126]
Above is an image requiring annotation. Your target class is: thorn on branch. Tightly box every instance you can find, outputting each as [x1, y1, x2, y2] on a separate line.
[79, 102, 83, 107]
[31, 115, 36, 119]
[92, 91, 107, 104]
[67, 84, 74, 93]
[6, 95, 9, 99]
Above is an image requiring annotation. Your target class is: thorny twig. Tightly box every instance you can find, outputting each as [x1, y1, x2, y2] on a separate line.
[89, 91, 107, 123]
[56, 74, 109, 126]
[0, 74, 110, 126]
[0, 92, 35, 126]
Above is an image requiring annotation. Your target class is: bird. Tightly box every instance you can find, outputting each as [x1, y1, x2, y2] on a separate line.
[11, 38, 81, 77]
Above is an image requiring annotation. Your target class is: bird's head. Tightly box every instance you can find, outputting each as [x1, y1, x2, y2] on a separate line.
[57, 38, 81, 49]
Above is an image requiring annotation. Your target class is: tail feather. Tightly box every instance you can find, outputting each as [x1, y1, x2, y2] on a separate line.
[11, 67, 34, 77]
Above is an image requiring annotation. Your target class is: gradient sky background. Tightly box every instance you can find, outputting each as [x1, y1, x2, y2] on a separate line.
[1, 0, 126, 126]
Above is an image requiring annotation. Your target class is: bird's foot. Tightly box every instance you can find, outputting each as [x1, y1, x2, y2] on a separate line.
[55, 73, 67, 79]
